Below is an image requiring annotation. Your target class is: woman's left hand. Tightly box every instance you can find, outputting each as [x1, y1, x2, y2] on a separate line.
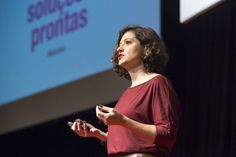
[96, 105, 125, 125]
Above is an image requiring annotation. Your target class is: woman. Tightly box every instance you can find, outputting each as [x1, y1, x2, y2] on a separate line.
[71, 25, 181, 157]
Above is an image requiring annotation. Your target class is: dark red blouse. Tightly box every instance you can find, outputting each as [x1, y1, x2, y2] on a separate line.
[107, 75, 181, 157]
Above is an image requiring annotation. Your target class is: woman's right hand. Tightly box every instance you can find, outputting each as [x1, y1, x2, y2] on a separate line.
[71, 119, 100, 138]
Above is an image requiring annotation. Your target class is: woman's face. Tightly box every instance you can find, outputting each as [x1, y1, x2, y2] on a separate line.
[116, 31, 144, 70]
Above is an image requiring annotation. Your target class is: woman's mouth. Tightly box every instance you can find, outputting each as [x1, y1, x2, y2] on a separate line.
[118, 53, 124, 60]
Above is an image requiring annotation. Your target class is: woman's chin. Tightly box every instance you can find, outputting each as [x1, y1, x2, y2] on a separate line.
[118, 61, 125, 67]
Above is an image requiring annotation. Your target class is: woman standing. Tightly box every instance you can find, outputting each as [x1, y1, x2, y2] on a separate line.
[71, 25, 181, 157]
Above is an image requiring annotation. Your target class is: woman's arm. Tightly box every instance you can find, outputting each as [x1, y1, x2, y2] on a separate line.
[96, 105, 157, 143]
[122, 115, 157, 143]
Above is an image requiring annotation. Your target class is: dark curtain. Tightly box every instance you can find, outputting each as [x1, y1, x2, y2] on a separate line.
[162, 0, 236, 157]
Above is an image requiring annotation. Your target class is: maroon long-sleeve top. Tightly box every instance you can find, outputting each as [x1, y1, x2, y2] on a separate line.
[107, 74, 181, 157]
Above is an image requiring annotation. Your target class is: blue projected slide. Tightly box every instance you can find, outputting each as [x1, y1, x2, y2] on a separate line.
[0, 0, 161, 105]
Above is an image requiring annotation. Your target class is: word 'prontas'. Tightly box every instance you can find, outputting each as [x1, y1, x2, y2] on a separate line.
[27, 0, 88, 52]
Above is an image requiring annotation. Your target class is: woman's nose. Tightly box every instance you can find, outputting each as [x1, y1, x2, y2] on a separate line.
[117, 46, 124, 53]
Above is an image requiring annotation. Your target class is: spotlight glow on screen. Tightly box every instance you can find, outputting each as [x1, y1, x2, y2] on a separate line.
[180, 0, 224, 23]
[0, 0, 161, 105]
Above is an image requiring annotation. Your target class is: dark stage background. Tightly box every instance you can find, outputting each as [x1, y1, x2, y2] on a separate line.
[162, 0, 236, 157]
[0, 1, 235, 157]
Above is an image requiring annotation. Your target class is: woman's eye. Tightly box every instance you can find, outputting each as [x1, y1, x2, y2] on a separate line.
[125, 40, 132, 44]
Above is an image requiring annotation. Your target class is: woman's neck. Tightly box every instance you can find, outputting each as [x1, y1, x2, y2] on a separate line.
[128, 65, 158, 87]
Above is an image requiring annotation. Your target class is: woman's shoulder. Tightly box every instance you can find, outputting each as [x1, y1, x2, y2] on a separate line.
[150, 73, 169, 84]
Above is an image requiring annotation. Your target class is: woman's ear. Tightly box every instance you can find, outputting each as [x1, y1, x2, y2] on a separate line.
[143, 45, 152, 60]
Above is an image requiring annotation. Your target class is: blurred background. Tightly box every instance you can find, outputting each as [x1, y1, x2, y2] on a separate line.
[0, 0, 235, 157]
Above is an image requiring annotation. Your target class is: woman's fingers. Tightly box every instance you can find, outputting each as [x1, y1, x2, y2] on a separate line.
[96, 105, 124, 125]
[99, 105, 111, 113]
[96, 105, 101, 118]
[96, 105, 118, 125]
[70, 118, 102, 139]
[96, 105, 106, 120]
[83, 122, 90, 137]
[70, 119, 87, 137]
[71, 119, 80, 130]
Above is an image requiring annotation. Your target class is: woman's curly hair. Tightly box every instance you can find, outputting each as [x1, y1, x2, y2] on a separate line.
[111, 25, 169, 80]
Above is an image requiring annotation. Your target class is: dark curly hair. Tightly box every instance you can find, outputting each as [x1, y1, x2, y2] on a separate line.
[111, 25, 169, 80]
